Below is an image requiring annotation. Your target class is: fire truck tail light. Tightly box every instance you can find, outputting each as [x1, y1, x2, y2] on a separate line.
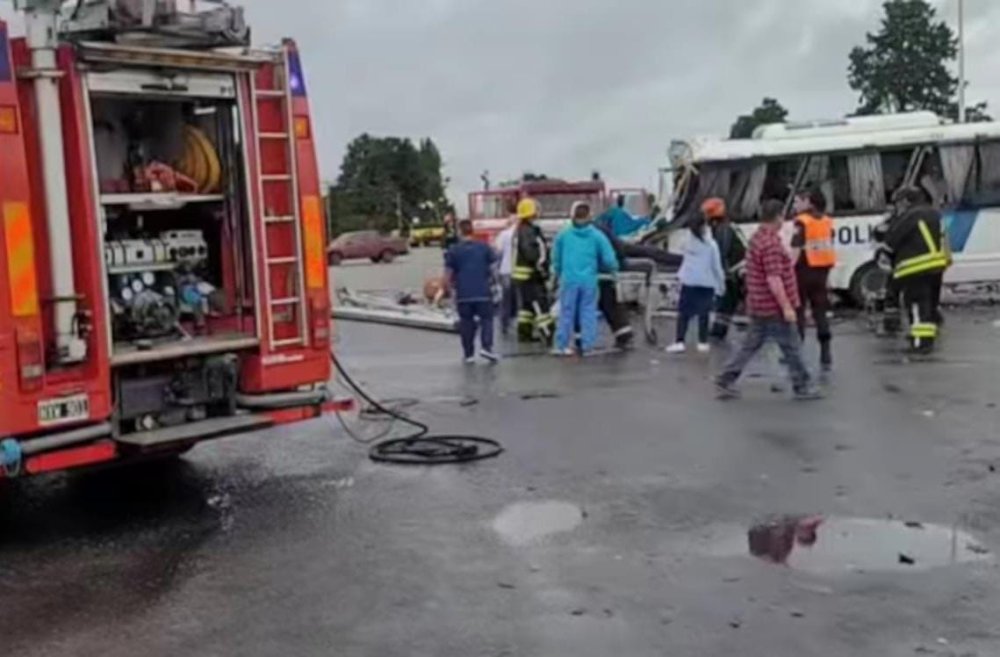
[0, 106, 17, 134]
[16, 330, 43, 392]
[3, 202, 40, 317]
[302, 195, 325, 290]
[294, 117, 310, 140]
[310, 298, 329, 345]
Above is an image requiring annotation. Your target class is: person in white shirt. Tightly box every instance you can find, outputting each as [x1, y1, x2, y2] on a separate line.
[493, 217, 517, 336]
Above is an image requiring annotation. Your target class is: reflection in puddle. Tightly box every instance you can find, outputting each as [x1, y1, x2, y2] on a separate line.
[744, 516, 991, 574]
[493, 501, 583, 546]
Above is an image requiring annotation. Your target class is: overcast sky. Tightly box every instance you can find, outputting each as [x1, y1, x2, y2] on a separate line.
[3, 0, 1000, 205]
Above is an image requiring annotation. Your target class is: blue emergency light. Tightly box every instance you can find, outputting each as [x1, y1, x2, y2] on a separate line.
[287, 49, 306, 97]
[0, 24, 11, 83]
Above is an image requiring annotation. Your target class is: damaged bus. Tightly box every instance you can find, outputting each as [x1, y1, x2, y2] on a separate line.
[661, 112, 1000, 304]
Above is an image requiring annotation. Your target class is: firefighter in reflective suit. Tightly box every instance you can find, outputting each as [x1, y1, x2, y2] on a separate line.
[878, 188, 951, 354]
[512, 198, 554, 342]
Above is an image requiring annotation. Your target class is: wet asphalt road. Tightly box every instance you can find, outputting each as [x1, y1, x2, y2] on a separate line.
[3, 252, 1000, 656]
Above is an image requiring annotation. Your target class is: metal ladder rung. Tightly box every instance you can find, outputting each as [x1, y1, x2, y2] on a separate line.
[256, 89, 286, 98]
[260, 132, 290, 140]
[267, 256, 299, 265]
[270, 298, 300, 307]
[262, 174, 292, 182]
[265, 215, 295, 224]
[272, 338, 305, 348]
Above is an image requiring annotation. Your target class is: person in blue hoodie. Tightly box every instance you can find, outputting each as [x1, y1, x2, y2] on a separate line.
[596, 195, 652, 238]
[551, 201, 619, 356]
[666, 213, 726, 355]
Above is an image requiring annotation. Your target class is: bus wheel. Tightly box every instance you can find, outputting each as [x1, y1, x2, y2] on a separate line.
[850, 262, 889, 307]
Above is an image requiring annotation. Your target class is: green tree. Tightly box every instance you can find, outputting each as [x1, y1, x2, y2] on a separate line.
[729, 98, 789, 139]
[327, 134, 452, 236]
[848, 0, 988, 121]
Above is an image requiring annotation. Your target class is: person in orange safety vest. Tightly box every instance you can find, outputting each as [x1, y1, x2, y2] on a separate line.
[791, 187, 836, 373]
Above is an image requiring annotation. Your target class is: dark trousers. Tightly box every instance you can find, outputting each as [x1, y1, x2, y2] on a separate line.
[796, 266, 832, 365]
[457, 300, 494, 358]
[676, 285, 715, 344]
[499, 274, 516, 335]
[515, 278, 552, 341]
[718, 317, 812, 392]
[883, 275, 903, 333]
[900, 274, 939, 353]
[710, 277, 743, 339]
[599, 279, 633, 345]
[930, 272, 944, 323]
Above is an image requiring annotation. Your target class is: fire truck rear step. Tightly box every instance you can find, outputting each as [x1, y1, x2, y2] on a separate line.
[112, 335, 260, 367]
[115, 414, 274, 449]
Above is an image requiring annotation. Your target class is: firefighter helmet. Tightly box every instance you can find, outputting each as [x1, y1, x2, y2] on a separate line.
[517, 198, 539, 221]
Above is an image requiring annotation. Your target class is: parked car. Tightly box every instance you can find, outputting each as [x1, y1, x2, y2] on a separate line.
[328, 231, 409, 266]
[410, 225, 446, 247]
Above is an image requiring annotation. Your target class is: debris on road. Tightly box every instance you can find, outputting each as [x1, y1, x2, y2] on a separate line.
[334, 288, 459, 333]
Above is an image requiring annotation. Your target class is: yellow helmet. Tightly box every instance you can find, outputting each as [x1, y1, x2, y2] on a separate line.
[516, 198, 539, 221]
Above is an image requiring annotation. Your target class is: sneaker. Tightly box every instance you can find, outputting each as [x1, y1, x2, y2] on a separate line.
[665, 342, 687, 354]
[715, 380, 741, 400]
[550, 347, 575, 357]
[463, 356, 477, 365]
[481, 350, 500, 364]
[793, 387, 824, 401]
[696, 343, 711, 354]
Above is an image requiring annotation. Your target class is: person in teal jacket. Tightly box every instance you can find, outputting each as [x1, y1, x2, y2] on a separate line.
[597, 195, 651, 238]
[552, 201, 620, 355]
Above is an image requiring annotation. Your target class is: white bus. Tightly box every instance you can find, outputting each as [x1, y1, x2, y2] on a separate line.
[660, 112, 1000, 303]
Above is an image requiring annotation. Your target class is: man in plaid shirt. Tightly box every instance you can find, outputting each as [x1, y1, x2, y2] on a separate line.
[716, 200, 821, 400]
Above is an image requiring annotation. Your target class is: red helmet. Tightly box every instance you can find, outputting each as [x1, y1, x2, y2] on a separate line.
[701, 198, 727, 219]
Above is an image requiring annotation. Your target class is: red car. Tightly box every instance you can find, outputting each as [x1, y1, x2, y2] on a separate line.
[327, 231, 410, 266]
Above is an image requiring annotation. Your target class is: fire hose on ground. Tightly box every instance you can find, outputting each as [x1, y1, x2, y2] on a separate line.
[328, 352, 503, 466]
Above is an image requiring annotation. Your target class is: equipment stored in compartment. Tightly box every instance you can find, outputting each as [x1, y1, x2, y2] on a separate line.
[105, 228, 216, 340]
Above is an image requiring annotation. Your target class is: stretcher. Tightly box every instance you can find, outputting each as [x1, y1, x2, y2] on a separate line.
[615, 258, 682, 346]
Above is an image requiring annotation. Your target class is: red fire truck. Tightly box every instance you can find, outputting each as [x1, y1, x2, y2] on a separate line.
[0, 1, 344, 479]
[468, 179, 652, 242]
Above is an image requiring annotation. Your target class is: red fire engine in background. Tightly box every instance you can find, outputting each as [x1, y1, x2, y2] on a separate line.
[468, 178, 652, 242]
[0, 1, 344, 479]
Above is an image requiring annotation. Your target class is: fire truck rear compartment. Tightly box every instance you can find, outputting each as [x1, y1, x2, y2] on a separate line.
[89, 81, 263, 438]
[91, 91, 256, 350]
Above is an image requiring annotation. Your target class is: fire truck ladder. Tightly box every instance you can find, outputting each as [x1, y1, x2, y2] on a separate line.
[251, 47, 307, 350]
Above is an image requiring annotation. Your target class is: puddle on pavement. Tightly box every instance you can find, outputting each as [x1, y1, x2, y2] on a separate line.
[721, 517, 991, 575]
[493, 501, 583, 546]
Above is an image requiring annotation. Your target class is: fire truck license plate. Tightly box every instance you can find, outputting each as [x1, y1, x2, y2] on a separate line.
[37, 394, 90, 428]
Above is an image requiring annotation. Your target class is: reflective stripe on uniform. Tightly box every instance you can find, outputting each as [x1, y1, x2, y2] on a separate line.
[894, 256, 950, 279]
[535, 314, 554, 328]
[517, 310, 534, 326]
[894, 219, 950, 280]
[512, 266, 534, 282]
[910, 323, 938, 339]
